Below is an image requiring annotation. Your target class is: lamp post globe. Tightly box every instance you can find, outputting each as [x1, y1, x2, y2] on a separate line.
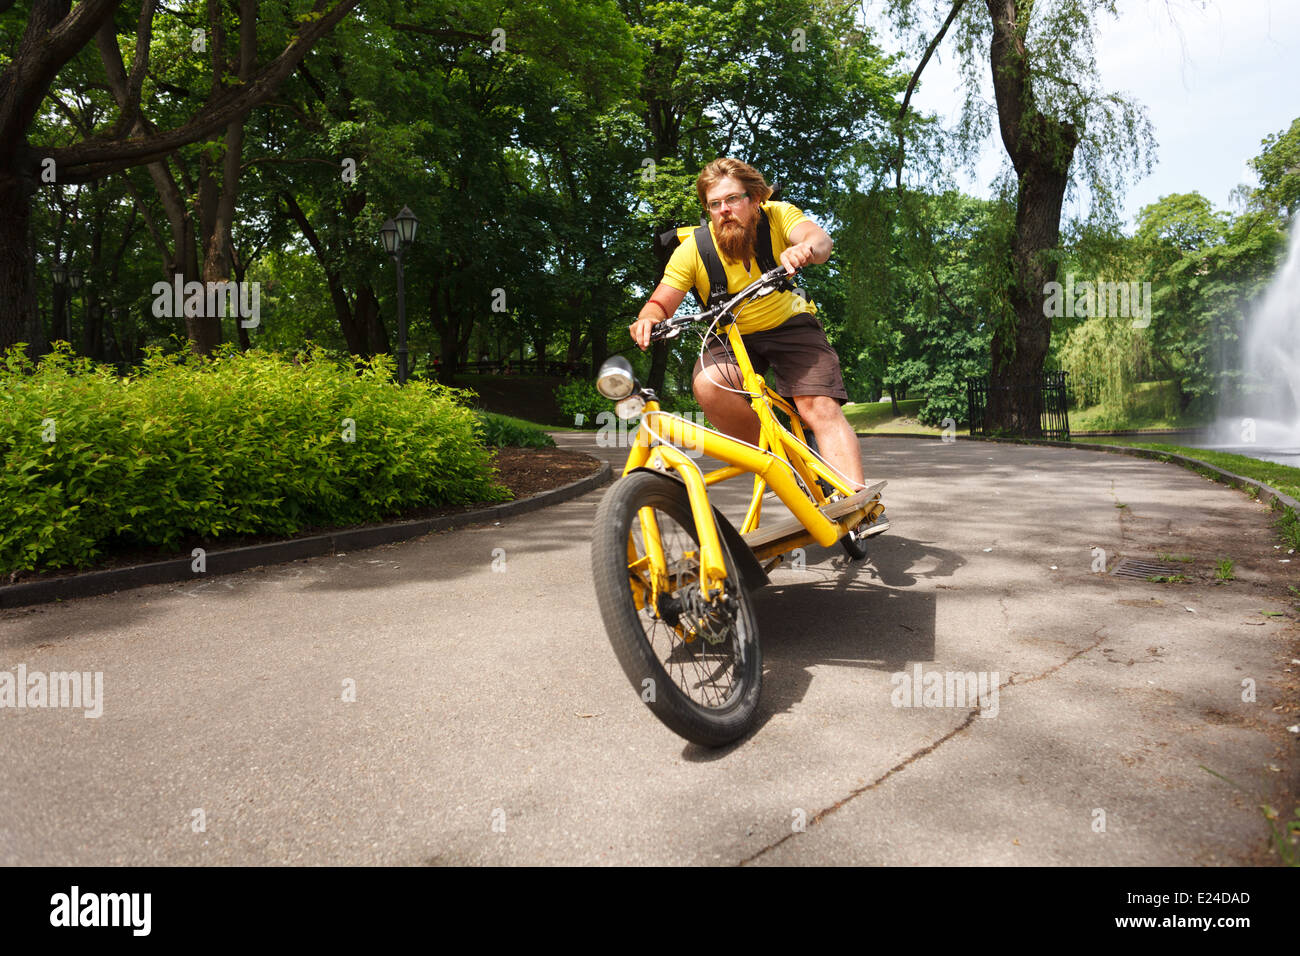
[380, 218, 399, 256]
[395, 206, 418, 246]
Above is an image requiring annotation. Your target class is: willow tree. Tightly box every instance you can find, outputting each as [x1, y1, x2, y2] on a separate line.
[888, 0, 1153, 435]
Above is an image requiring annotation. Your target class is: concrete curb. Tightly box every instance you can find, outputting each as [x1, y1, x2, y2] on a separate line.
[856, 431, 1300, 513]
[0, 460, 612, 610]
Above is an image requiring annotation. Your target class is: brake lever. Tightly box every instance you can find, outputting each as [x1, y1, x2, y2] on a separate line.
[649, 320, 682, 342]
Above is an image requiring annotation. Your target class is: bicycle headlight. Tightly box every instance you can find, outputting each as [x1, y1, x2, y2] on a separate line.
[615, 395, 645, 420]
[595, 355, 636, 400]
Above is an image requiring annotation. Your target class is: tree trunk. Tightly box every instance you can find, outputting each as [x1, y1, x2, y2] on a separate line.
[0, 163, 41, 354]
[590, 323, 607, 376]
[986, 152, 1071, 435]
[358, 285, 389, 356]
[982, 0, 1078, 435]
[281, 190, 369, 355]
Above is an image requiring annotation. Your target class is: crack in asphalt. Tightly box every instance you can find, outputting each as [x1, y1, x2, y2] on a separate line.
[737, 629, 1110, 865]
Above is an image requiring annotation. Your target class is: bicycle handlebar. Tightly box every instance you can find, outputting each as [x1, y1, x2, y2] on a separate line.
[649, 266, 797, 342]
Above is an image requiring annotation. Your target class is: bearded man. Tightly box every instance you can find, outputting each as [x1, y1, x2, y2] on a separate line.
[629, 157, 864, 489]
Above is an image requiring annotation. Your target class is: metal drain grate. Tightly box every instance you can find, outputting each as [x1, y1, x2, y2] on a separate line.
[1111, 558, 1181, 579]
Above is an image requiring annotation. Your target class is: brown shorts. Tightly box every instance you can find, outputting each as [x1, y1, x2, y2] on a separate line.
[691, 313, 849, 404]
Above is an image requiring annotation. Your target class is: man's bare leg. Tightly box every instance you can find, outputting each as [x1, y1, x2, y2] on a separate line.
[693, 362, 760, 446]
[793, 394, 865, 488]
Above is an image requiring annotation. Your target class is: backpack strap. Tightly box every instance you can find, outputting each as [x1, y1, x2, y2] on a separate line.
[659, 226, 707, 308]
[667, 204, 786, 309]
[692, 224, 730, 308]
[754, 205, 779, 274]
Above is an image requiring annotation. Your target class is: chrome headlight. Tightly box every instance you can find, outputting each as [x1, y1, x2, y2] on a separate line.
[595, 355, 636, 401]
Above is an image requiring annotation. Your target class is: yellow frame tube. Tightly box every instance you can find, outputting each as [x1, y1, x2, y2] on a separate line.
[615, 306, 882, 598]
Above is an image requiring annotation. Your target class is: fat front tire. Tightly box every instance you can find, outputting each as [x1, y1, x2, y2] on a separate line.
[591, 471, 762, 747]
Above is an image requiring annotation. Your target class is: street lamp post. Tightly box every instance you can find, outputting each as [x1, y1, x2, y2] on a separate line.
[50, 263, 68, 343]
[380, 206, 419, 385]
[67, 268, 84, 347]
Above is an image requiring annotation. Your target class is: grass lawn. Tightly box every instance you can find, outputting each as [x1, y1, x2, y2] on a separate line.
[482, 411, 579, 433]
[842, 398, 968, 435]
[1069, 379, 1207, 432]
[842, 398, 921, 429]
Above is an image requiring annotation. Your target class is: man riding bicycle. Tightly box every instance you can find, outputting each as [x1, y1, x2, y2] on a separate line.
[629, 157, 865, 489]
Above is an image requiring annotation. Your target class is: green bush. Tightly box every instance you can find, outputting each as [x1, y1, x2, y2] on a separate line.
[554, 379, 609, 428]
[660, 386, 704, 418]
[0, 343, 507, 574]
[475, 411, 556, 448]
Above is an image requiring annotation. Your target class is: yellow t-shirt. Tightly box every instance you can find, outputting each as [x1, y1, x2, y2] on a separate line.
[661, 200, 818, 334]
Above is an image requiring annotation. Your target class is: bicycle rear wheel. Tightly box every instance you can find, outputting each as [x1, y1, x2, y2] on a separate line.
[591, 470, 762, 747]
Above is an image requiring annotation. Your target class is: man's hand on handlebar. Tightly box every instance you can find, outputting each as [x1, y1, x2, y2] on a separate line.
[779, 241, 816, 275]
[630, 268, 798, 349]
[629, 316, 659, 350]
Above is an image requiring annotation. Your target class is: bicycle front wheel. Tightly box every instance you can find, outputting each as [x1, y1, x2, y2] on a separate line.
[591, 470, 762, 747]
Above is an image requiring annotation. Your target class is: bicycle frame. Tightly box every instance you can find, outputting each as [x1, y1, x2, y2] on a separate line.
[620, 293, 883, 601]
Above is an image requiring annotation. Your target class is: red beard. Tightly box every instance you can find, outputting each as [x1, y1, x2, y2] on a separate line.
[715, 213, 758, 264]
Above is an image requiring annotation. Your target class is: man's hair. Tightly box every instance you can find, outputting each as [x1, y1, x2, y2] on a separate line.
[696, 158, 773, 208]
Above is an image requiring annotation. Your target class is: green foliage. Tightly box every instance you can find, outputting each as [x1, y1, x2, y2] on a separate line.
[554, 379, 610, 428]
[843, 399, 923, 431]
[1278, 506, 1300, 552]
[1214, 558, 1234, 582]
[661, 386, 703, 418]
[475, 411, 556, 448]
[1056, 312, 1153, 423]
[0, 344, 505, 575]
[1129, 187, 1287, 415]
[1245, 117, 1300, 220]
[1261, 804, 1300, 866]
[834, 188, 996, 423]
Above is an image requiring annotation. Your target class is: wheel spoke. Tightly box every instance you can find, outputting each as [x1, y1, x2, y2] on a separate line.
[630, 509, 741, 710]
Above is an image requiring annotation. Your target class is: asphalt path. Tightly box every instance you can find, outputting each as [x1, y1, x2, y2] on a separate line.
[1, 435, 1296, 865]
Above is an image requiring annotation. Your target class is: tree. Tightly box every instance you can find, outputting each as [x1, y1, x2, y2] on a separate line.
[886, 0, 1153, 434]
[836, 186, 995, 420]
[622, 0, 906, 392]
[0, 0, 361, 354]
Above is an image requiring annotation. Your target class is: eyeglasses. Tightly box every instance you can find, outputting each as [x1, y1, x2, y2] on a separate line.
[706, 192, 749, 212]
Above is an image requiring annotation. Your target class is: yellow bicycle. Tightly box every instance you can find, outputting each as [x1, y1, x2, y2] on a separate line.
[590, 267, 887, 746]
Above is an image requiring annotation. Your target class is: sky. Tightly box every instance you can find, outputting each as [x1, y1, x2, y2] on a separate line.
[883, 0, 1300, 229]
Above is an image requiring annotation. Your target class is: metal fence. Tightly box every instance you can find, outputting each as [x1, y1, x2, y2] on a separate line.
[451, 359, 585, 377]
[966, 371, 1071, 440]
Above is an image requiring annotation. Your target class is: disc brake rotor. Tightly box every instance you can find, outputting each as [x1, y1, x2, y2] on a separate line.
[675, 585, 736, 646]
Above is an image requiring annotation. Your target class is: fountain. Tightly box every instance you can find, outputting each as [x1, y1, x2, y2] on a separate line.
[1203, 217, 1300, 468]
